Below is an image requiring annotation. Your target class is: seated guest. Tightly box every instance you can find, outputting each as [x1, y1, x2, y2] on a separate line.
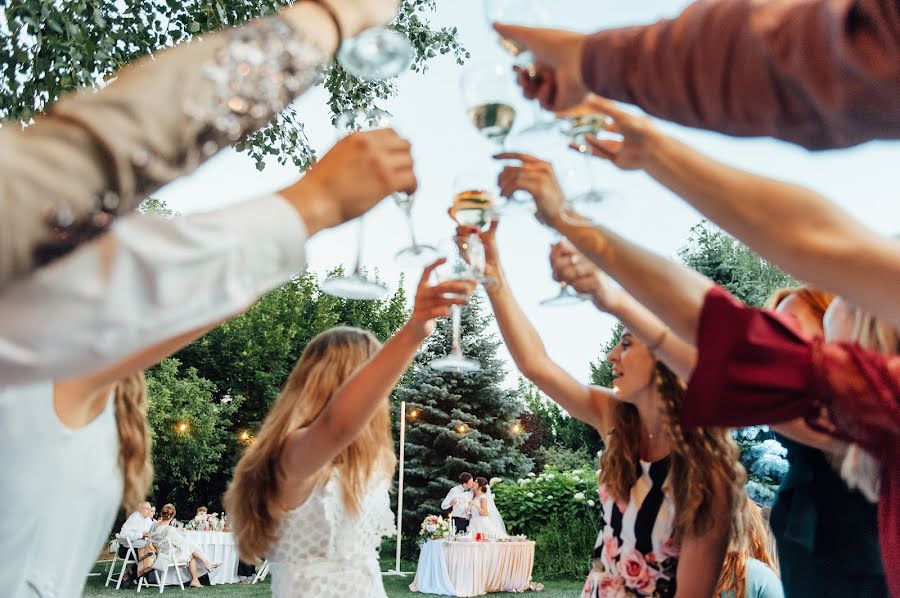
[119, 501, 153, 552]
[148, 505, 156, 522]
[150, 504, 221, 588]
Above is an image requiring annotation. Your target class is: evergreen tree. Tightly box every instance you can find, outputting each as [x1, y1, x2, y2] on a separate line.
[394, 294, 531, 552]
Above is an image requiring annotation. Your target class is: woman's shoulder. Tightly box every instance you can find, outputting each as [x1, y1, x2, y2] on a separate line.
[745, 559, 784, 598]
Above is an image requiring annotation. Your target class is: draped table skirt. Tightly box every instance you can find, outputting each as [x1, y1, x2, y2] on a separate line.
[410, 539, 535, 597]
[159, 530, 240, 585]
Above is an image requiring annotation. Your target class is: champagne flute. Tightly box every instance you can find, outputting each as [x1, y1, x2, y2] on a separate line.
[429, 235, 483, 374]
[338, 27, 414, 81]
[557, 114, 622, 226]
[321, 108, 392, 300]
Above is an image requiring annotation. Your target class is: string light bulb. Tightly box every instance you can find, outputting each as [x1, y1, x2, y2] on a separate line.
[177, 422, 189, 434]
[409, 408, 420, 419]
[512, 423, 523, 434]
[456, 424, 468, 434]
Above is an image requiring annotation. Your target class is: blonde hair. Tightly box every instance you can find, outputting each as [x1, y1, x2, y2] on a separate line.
[716, 500, 779, 598]
[765, 286, 835, 318]
[114, 373, 154, 510]
[850, 307, 900, 354]
[224, 327, 394, 560]
[599, 360, 745, 542]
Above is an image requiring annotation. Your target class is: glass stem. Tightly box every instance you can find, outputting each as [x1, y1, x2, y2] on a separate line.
[403, 202, 421, 252]
[582, 151, 596, 195]
[353, 217, 365, 276]
[450, 305, 462, 355]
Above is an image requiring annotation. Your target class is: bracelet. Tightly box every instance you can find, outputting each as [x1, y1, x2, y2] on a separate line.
[647, 327, 669, 352]
[307, 0, 343, 54]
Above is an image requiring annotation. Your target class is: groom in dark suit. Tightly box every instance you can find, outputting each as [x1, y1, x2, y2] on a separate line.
[441, 472, 476, 533]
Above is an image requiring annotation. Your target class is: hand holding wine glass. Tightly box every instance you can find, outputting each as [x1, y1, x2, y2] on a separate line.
[455, 221, 501, 286]
[548, 241, 624, 313]
[408, 259, 478, 340]
[494, 153, 565, 226]
[491, 24, 589, 112]
[570, 97, 660, 172]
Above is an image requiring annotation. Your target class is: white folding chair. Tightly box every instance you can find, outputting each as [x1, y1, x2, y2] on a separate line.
[106, 535, 138, 589]
[252, 559, 270, 584]
[137, 547, 186, 593]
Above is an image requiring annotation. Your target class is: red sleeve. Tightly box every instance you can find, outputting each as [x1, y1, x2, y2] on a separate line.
[682, 286, 816, 428]
[580, 0, 900, 150]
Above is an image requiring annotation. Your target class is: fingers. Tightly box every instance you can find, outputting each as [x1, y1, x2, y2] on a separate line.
[493, 152, 539, 163]
[586, 96, 629, 122]
[455, 225, 480, 238]
[418, 259, 447, 288]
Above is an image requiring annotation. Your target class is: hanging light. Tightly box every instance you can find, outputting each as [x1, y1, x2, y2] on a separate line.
[408, 408, 420, 420]
[511, 422, 523, 434]
[176, 422, 189, 434]
[456, 424, 468, 434]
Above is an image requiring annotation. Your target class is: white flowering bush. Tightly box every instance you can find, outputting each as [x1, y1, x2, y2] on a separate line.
[493, 468, 600, 535]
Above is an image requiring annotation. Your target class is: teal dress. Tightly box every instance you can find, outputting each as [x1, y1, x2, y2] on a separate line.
[771, 437, 889, 598]
[720, 559, 784, 598]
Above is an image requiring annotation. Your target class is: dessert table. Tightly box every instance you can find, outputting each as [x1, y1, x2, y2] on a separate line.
[159, 530, 241, 586]
[410, 539, 535, 597]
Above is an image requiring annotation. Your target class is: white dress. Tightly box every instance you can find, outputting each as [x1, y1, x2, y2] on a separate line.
[0, 382, 121, 597]
[467, 490, 507, 538]
[268, 472, 395, 598]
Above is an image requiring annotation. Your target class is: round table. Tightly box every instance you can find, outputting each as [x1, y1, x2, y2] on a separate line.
[410, 539, 535, 597]
[159, 530, 241, 586]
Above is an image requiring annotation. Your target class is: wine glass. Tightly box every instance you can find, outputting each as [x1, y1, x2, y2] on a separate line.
[557, 113, 622, 226]
[429, 236, 483, 374]
[460, 63, 518, 153]
[321, 108, 392, 300]
[482, 0, 555, 134]
[337, 27, 414, 81]
[449, 170, 501, 232]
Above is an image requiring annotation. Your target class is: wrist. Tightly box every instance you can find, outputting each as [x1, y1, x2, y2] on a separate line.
[401, 319, 430, 343]
[278, 179, 336, 238]
[281, 2, 342, 55]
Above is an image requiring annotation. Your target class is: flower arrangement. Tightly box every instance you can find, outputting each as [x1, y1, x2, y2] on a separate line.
[418, 514, 450, 543]
[186, 512, 225, 531]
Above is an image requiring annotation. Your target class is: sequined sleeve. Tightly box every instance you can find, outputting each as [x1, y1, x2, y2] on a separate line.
[0, 14, 327, 288]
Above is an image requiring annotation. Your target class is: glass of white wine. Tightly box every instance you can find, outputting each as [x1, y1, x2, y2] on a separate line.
[449, 170, 500, 233]
[429, 235, 484, 374]
[482, 0, 554, 135]
[460, 63, 518, 153]
[321, 108, 392, 301]
[557, 113, 621, 226]
[337, 27, 414, 81]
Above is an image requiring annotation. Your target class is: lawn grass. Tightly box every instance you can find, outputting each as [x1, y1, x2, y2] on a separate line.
[83, 556, 583, 597]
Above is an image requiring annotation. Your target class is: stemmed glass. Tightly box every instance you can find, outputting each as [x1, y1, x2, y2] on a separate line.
[449, 170, 501, 233]
[321, 108, 392, 300]
[337, 27, 414, 81]
[557, 114, 621, 226]
[482, 0, 554, 134]
[429, 235, 484, 374]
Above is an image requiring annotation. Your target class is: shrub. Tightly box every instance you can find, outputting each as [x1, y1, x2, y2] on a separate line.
[493, 468, 600, 580]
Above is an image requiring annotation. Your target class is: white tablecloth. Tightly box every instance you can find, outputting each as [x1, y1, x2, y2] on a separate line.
[159, 530, 240, 585]
[410, 539, 535, 597]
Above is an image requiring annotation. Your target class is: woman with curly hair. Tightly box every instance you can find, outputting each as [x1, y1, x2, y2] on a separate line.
[471, 212, 745, 596]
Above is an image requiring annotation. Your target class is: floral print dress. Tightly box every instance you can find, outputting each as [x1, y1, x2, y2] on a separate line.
[583, 457, 680, 598]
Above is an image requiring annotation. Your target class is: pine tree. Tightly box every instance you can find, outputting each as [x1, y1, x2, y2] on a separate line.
[393, 294, 532, 552]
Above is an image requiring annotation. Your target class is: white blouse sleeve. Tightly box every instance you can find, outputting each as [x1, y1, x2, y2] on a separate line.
[0, 194, 306, 386]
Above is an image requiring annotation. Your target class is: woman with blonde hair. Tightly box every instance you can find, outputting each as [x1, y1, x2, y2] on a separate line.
[470, 212, 745, 595]
[224, 263, 474, 598]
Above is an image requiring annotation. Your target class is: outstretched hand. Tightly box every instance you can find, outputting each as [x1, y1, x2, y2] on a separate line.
[566, 97, 659, 171]
[408, 260, 477, 339]
[549, 241, 623, 313]
[454, 221, 501, 285]
[495, 153, 565, 227]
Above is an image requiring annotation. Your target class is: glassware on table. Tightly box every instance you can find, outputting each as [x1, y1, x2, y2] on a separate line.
[428, 235, 483, 374]
[337, 27, 414, 81]
[321, 108, 392, 300]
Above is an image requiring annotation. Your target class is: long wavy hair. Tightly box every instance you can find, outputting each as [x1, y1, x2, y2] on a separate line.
[224, 327, 395, 561]
[716, 500, 779, 598]
[114, 372, 154, 510]
[599, 359, 745, 542]
[850, 305, 900, 354]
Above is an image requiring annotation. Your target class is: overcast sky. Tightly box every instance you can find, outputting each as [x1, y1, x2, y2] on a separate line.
[158, 0, 900, 387]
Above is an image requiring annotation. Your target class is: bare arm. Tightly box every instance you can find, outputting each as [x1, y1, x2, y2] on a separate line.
[477, 497, 489, 517]
[583, 97, 900, 328]
[279, 267, 475, 490]
[475, 222, 611, 433]
[673, 481, 731, 598]
[547, 240, 698, 380]
[772, 419, 847, 455]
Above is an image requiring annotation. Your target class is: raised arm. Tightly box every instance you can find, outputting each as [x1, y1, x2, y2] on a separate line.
[580, 97, 900, 328]
[279, 266, 475, 485]
[673, 479, 732, 598]
[495, 0, 900, 149]
[474, 219, 611, 433]
[546, 240, 697, 380]
[0, 0, 400, 287]
[0, 129, 416, 386]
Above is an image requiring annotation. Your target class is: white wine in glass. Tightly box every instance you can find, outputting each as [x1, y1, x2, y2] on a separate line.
[450, 189, 497, 231]
[467, 102, 517, 148]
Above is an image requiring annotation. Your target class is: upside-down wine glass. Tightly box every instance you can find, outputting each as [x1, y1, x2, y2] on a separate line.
[429, 235, 484, 373]
[337, 25, 414, 81]
[321, 108, 392, 300]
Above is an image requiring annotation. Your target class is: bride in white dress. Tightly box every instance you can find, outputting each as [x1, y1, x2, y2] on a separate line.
[224, 266, 474, 598]
[467, 477, 507, 539]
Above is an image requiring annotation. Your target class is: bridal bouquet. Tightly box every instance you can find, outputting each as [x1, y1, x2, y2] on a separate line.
[418, 515, 450, 542]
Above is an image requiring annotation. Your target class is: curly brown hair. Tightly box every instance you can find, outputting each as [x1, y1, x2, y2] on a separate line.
[599, 361, 746, 542]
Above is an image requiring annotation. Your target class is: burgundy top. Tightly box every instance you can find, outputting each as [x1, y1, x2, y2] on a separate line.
[684, 286, 900, 596]
[580, 0, 900, 150]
